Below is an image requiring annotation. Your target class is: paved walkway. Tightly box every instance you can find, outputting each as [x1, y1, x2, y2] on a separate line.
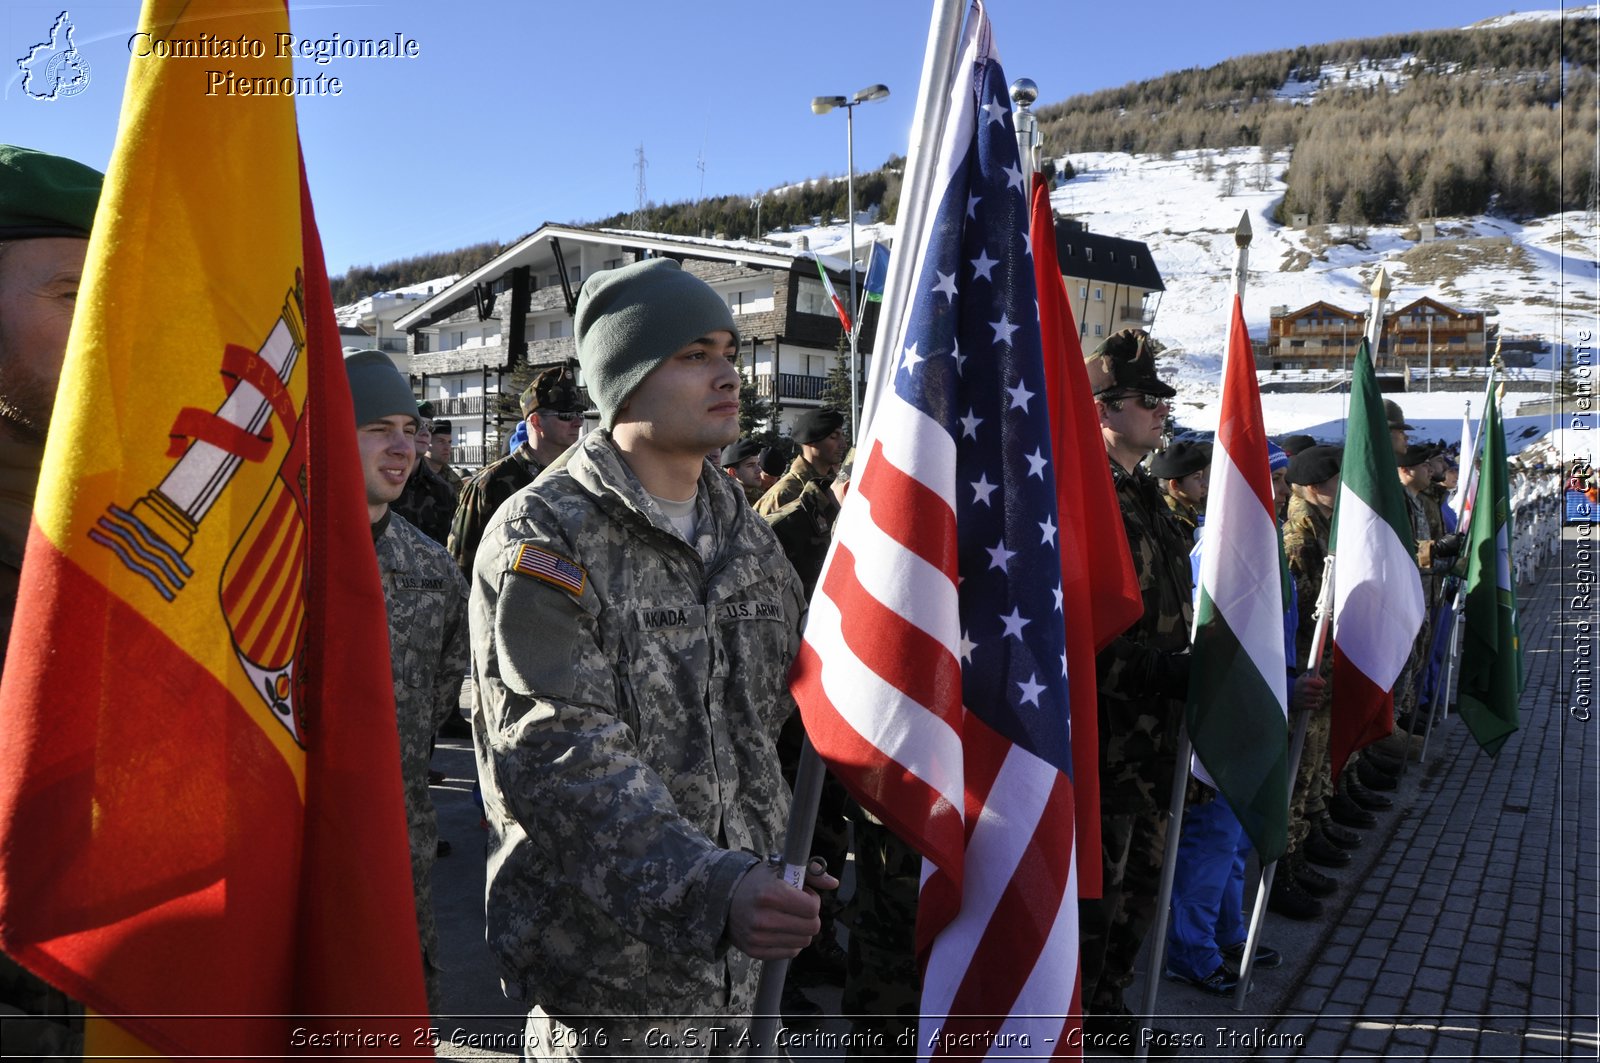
[423, 527, 1599, 1061]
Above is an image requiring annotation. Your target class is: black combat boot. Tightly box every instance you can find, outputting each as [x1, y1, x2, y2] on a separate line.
[1268, 861, 1324, 920]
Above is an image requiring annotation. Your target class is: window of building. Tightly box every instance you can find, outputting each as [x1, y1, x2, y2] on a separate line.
[1093, 287, 1104, 301]
[604, 257, 624, 270]
[1079, 285, 1088, 298]
[546, 319, 570, 339]
[727, 283, 776, 315]
[1130, 255, 1138, 269]
[795, 276, 831, 317]
[1085, 248, 1093, 262]
[1093, 323, 1103, 336]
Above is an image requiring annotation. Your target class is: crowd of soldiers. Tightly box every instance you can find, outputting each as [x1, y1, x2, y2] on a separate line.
[0, 141, 1496, 1062]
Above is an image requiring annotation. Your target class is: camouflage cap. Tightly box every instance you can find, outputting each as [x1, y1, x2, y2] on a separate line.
[1084, 328, 1176, 399]
[519, 364, 583, 417]
[1384, 399, 1415, 431]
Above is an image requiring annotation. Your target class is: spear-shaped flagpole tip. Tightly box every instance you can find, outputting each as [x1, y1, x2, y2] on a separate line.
[1234, 211, 1253, 248]
[1370, 266, 1392, 301]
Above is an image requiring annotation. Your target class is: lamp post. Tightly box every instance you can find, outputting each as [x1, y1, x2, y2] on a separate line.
[812, 83, 889, 442]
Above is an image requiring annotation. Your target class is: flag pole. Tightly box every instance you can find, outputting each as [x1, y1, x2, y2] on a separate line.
[860, 0, 966, 437]
[1140, 211, 1256, 1053]
[747, 736, 828, 1050]
[750, 0, 968, 1048]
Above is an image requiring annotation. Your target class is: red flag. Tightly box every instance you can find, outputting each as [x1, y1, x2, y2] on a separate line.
[1029, 175, 1144, 899]
[0, 0, 429, 1054]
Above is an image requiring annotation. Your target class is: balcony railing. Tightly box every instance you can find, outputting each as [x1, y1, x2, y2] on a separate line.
[452, 445, 488, 465]
[750, 372, 866, 403]
[432, 394, 488, 417]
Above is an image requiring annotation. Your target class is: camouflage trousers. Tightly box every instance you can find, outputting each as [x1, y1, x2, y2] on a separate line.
[523, 1008, 749, 1061]
[841, 814, 921, 1058]
[1080, 804, 1170, 1012]
[1392, 614, 1433, 731]
[1287, 707, 1331, 852]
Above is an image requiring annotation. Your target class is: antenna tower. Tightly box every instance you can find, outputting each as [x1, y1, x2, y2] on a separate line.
[630, 143, 649, 231]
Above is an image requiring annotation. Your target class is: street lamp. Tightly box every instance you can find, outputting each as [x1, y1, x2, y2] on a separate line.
[812, 83, 889, 442]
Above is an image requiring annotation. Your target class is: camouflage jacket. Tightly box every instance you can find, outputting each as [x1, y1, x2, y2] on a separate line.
[448, 442, 545, 577]
[470, 430, 804, 1016]
[392, 459, 457, 547]
[435, 461, 465, 499]
[754, 454, 830, 517]
[1163, 493, 1202, 545]
[1094, 456, 1194, 808]
[376, 512, 470, 974]
[1282, 494, 1333, 670]
[765, 478, 839, 598]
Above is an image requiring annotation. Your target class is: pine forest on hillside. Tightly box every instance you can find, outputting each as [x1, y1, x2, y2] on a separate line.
[332, 15, 1596, 300]
[1035, 18, 1595, 225]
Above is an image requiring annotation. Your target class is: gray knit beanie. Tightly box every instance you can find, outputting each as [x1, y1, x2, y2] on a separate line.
[574, 259, 739, 428]
[343, 350, 419, 427]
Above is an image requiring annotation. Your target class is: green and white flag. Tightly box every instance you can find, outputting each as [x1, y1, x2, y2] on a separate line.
[1457, 384, 1524, 755]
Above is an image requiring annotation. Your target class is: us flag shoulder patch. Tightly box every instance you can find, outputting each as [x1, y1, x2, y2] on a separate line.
[511, 543, 586, 596]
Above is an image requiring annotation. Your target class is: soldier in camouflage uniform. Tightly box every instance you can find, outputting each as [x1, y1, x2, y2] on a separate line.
[470, 260, 832, 1058]
[447, 364, 584, 578]
[1081, 330, 1195, 1028]
[0, 143, 103, 1063]
[426, 418, 465, 499]
[393, 417, 458, 546]
[345, 351, 470, 1013]
[754, 408, 848, 516]
[718, 437, 766, 506]
[1150, 440, 1210, 545]
[1276, 445, 1349, 920]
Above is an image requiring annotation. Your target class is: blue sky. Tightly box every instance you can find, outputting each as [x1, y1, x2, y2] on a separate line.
[1, 0, 1564, 276]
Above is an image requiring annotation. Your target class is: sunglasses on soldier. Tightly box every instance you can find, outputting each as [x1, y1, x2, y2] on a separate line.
[1100, 391, 1170, 412]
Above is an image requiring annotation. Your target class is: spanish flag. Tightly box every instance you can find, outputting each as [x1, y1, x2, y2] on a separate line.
[0, 0, 429, 1055]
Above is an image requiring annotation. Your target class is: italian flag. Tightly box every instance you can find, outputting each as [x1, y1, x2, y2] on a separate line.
[1456, 384, 1524, 755]
[1328, 341, 1425, 781]
[1188, 295, 1290, 863]
[813, 253, 853, 332]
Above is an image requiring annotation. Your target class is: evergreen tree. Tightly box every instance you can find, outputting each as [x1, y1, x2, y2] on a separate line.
[820, 333, 854, 421]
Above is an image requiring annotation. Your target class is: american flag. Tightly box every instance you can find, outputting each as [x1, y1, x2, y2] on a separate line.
[790, 5, 1081, 1056]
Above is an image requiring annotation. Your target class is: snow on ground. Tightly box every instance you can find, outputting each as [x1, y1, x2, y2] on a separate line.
[1467, 5, 1599, 30]
[1048, 146, 1599, 421]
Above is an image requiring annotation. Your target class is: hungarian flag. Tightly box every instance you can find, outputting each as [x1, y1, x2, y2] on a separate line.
[1186, 296, 1289, 862]
[792, 8, 1083, 1050]
[813, 252, 853, 332]
[1456, 387, 1524, 755]
[1327, 341, 1425, 781]
[0, 0, 429, 1055]
[1029, 175, 1143, 897]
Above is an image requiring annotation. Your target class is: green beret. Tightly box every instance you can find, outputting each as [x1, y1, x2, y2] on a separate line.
[0, 144, 104, 239]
